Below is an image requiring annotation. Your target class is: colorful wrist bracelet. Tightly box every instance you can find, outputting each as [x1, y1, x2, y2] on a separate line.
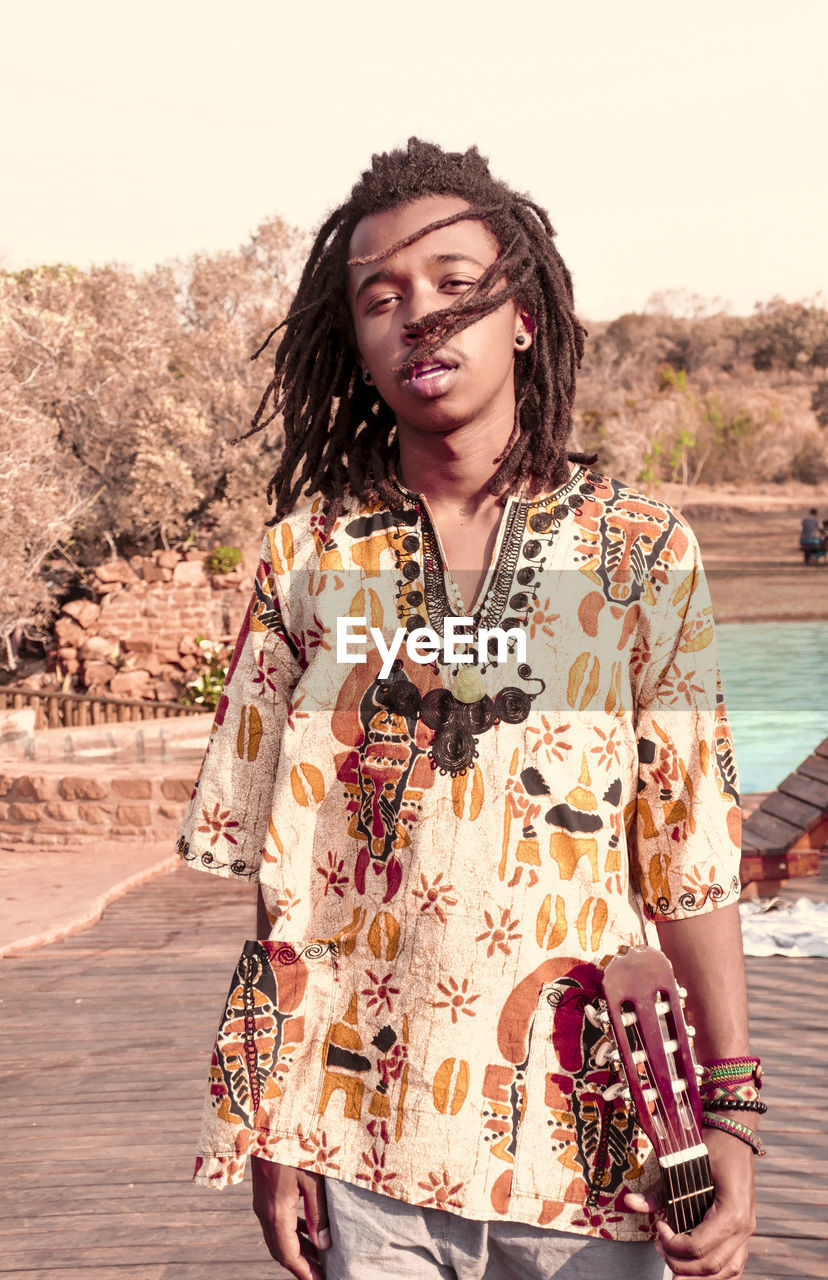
[702, 1112, 765, 1155]
[701, 1057, 763, 1088]
[700, 1080, 763, 1107]
[701, 1077, 761, 1094]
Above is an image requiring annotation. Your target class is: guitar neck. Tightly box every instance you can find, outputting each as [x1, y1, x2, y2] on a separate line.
[601, 946, 716, 1235]
[661, 1147, 715, 1234]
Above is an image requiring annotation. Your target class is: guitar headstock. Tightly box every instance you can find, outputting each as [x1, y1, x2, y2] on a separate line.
[599, 946, 714, 1233]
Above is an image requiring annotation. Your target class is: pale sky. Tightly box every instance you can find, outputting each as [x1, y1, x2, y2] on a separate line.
[2, 0, 826, 319]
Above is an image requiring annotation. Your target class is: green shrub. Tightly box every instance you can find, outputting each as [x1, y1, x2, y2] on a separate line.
[203, 545, 242, 575]
[181, 637, 230, 710]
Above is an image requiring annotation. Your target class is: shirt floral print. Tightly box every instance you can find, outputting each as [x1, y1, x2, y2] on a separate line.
[178, 466, 741, 1239]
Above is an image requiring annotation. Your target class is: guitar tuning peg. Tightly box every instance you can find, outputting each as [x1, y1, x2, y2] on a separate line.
[677, 985, 688, 999]
[596, 1041, 622, 1068]
[584, 1003, 603, 1029]
[593, 1040, 611, 1066]
[694, 1064, 705, 1077]
[685, 1024, 696, 1039]
[597, 1008, 610, 1027]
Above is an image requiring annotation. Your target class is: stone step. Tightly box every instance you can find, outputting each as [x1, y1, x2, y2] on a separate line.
[0, 766, 194, 847]
[0, 712, 212, 766]
[1, 823, 182, 846]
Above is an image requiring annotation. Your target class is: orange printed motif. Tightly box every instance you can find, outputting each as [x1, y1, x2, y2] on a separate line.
[536, 893, 568, 950]
[290, 763, 325, 807]
[367, 911, 401, 961]
[432, 1058, 470, 1115]
[451, 765, 484, 820]
[350, 587, 384, 629]
[575, 896, 609, 951]
[567, 652, 600, 710]
[237, 705, 263, 762]
[351, 533, 387, 576]
[268, 523, 295, 576]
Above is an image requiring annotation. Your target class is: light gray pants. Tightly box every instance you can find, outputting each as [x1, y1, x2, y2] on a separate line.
[322, 1178, 668, 1280]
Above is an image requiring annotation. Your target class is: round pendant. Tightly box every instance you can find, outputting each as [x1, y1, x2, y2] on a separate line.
[451, 665, 486, 703]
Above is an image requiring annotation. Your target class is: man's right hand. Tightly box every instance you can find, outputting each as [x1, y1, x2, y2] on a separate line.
[251, 1156, 331, 1280]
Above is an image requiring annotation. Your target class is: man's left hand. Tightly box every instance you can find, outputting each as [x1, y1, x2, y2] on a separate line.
[622, 1127, 756, 1278]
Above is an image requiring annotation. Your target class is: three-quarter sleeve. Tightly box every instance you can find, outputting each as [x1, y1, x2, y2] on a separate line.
[176, 531, 302, 883]
[631, 524, 742, 920]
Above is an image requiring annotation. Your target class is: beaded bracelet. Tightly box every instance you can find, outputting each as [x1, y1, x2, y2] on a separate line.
[703, 1097, 767, 1115]
[702, 1112, 765, 1156]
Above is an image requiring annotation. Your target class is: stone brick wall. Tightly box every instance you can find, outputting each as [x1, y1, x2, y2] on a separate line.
[0, 716, 212, 852]
[0, 767, 195, 847]
[47, 549, 252, 703]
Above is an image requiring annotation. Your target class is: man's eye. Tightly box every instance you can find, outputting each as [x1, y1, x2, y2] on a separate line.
[366, 294, 398, 313]
[444, 278, 475, 290]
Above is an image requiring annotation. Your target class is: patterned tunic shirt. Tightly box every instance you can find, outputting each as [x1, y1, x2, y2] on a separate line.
[178, 466, 741, 1239]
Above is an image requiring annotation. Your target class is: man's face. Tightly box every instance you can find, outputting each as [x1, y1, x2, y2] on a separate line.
[347, 194, 527, 437]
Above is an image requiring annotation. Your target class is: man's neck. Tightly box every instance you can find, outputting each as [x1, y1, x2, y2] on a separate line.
[397, 417, 512, 516]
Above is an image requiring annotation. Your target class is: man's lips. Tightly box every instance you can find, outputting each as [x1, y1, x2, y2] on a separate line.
[410, 359, 456, 382]
[401, 357, 458, 400]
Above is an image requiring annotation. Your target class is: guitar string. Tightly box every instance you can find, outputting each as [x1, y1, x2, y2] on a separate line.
[628, 1010, 710, 1235]
[626, 1015, 700, 1234]
[659, 996, 714, 1231]
[624, 1012, 687, 1232]
[589, 999, 684, 1215]
[603, 973, 713, 1235]
[651, 989, 713, 1230]
[626, 1008, 711, 1233]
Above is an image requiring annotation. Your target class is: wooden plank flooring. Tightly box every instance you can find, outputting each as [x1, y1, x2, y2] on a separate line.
[2, 866, 826, 1279]
[0, 869, 287, 1280]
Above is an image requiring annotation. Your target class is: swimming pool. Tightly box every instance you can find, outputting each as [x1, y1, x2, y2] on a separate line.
[717, 621, 828, 794]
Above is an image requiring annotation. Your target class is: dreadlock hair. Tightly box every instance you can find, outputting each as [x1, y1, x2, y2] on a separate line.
[247, 137, 590, 531]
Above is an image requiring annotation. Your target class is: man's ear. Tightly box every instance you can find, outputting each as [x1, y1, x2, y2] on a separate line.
[514, 311, 534, 352]
[354, 349, 374, 385]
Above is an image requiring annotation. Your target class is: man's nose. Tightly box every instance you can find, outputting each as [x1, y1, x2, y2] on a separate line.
[402, 316, 429, 345]
[402, 306, 441, 345]
[401, 281, 441, 344]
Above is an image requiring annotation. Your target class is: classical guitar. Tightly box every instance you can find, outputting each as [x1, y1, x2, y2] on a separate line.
[599, 946, 715, 1234]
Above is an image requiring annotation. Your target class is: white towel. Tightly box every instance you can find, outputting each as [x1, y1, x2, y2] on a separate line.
[740, 896, 828, 958]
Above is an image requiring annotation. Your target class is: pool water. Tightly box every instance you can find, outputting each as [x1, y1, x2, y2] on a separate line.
[716, 621, 828, 794]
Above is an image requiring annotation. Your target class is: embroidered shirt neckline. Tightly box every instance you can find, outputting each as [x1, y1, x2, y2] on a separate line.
[390, 465, 588, 639]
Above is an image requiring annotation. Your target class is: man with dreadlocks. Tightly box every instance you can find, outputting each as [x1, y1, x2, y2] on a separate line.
[177, 140, 758, 1280]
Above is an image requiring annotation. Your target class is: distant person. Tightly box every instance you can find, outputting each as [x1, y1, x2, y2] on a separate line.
[800, 508, 826, 565]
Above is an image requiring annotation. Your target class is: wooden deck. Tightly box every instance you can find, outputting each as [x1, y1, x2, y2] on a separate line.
[2, 867, 826, 1280]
